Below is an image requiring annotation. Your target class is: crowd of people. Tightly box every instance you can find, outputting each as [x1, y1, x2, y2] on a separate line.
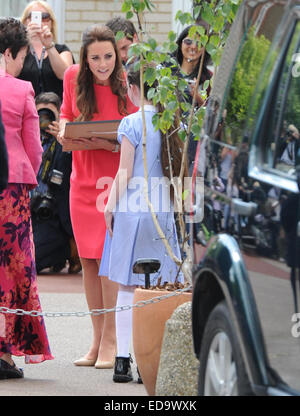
[0, 1, 212, 382]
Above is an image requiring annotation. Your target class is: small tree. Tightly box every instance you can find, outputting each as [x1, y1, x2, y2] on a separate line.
[118, 0, 241, 283]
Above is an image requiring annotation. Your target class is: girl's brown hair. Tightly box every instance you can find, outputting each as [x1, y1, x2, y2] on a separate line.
[76, 25, 127, 121]
[127, 62, 188, 197]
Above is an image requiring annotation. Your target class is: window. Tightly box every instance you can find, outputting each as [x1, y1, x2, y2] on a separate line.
[269, 22, 300, 175]
[220, 3, 285, 147]
[0, 0, 31, 18]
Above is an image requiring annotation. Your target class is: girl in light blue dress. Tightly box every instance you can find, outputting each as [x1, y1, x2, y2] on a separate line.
[99, 63, 185, 383]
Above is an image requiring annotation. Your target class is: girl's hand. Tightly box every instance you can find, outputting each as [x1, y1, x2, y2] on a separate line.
[104, 209, 114, 238]
[46, 121, 59, 138]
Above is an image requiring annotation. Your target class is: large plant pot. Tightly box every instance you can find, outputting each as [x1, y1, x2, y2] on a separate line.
[132, 288, 192, 396]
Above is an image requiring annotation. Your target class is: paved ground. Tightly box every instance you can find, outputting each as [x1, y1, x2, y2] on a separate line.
[0, 252, 292, 396]
[0, 268, 146, 397]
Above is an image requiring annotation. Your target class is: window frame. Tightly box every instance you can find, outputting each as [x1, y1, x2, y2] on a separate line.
[248, 8, 300, 194]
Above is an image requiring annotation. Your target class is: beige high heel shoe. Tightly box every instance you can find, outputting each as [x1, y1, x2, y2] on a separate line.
[94, 349, 116, 369]
[73, 357, 97, 367]
[94, 357, 115, 369]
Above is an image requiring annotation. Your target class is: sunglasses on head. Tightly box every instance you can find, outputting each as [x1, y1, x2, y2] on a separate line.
[27, 12, 51, 22]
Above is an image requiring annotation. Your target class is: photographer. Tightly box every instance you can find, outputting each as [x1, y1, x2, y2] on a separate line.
[32, 92, 81, 274]
[278, 124, 300, 166]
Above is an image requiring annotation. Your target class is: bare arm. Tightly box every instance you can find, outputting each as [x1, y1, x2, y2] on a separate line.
[46, 47, 73, 80]
[27, 22, 73, 80]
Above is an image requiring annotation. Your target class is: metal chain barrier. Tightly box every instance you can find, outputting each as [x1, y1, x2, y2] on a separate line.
[0, 285, 192, 318]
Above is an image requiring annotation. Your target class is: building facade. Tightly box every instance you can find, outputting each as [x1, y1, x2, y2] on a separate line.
[1, 0, 193, 62]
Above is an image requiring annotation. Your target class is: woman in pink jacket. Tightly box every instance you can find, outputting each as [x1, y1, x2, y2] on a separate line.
[0, 18, 53, 380]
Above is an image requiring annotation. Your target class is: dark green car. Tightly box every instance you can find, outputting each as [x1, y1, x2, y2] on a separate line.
[192, 0, 300, 396]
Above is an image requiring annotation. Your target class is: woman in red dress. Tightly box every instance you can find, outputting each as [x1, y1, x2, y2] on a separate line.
[58, 25, 137, 368]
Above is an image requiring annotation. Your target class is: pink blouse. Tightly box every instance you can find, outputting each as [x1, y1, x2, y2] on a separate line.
[0, 73, 42, 186]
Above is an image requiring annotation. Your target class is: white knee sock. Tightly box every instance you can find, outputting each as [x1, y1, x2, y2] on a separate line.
[116, 286, 135, 358]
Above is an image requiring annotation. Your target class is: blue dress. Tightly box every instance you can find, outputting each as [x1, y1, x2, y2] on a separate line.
[99, 105, 183, 287]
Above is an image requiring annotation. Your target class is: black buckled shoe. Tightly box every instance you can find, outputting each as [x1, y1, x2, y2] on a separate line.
[113, 355, 133, 383]
[0, 359, 24, 380]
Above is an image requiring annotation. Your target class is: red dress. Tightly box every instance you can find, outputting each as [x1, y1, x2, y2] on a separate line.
[60, 65, 137, 259]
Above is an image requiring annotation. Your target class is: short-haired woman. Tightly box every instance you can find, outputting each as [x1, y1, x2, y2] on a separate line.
[0, 18, 53, 379]
[18, 0, 74, 99]
[57, 25, 137, 369]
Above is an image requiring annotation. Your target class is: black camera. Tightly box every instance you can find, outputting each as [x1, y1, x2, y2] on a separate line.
[38, 108, 56, 135]
[30, 169, 63, 221]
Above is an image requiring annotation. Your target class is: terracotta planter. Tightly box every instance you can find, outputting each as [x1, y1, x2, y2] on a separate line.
[132, 288, 192, 396]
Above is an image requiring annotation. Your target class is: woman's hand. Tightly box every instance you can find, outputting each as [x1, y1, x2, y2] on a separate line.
[26, 22, 54, 49]
[26, 22, 42, 43]
[188, 78, 204, 106]
[104, 208, 114, 238]
[57, 126, 71, 147]
[40, 25, 54, 49]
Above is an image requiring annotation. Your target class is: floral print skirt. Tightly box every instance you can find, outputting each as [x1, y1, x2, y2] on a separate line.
[0, 184, 53, 363]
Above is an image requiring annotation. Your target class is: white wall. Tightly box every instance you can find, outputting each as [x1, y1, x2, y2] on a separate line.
[172, 0, 193, 36]
[48, 0, 65, 43]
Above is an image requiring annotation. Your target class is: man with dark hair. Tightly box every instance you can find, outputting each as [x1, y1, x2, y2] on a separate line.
[0, 107, 8, 193]
[106, 16, 138, 66]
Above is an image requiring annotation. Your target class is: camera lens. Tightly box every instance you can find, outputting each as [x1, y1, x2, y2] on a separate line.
[36, 193, 54, 221]
[37, 197, 53, 221]
[38, 108, 56, 133]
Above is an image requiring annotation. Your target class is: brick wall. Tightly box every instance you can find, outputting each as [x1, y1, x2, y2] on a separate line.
[65, 0, 173, 62]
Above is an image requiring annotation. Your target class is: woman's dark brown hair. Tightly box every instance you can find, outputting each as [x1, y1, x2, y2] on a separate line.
[0, 18, 28, 58]
[127, 62, 188, 198]
[76, 25, 127, 121]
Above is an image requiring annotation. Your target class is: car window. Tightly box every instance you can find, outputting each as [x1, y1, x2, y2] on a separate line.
[271, 22, 300, 176]
[219, 4, 284, 149]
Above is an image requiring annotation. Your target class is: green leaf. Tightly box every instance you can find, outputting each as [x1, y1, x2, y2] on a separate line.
[168, 31, 177, 42]
[160, 87, 168, 101]
[178, 129, 187, 142]
[160, 76, 171, 87]
[147, 88, 156, 100]
[133, 60, 141, 72]
[152, 113, 160, 131]
[144, 67, 156, 84]
[121, 1, 131, 13]
[203, 80, 210, 91]
[132, 0, 141, 11]
[191, 123, 201, 137]
[115, 31, 125, 41]
[126, 11, 134, 19]
[169, 42, 178, 54]
[193, 5, 201, 20]
[166, 101, 178, 111]
[148, 37, 157, 50]
[182, 189, 190, 201]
